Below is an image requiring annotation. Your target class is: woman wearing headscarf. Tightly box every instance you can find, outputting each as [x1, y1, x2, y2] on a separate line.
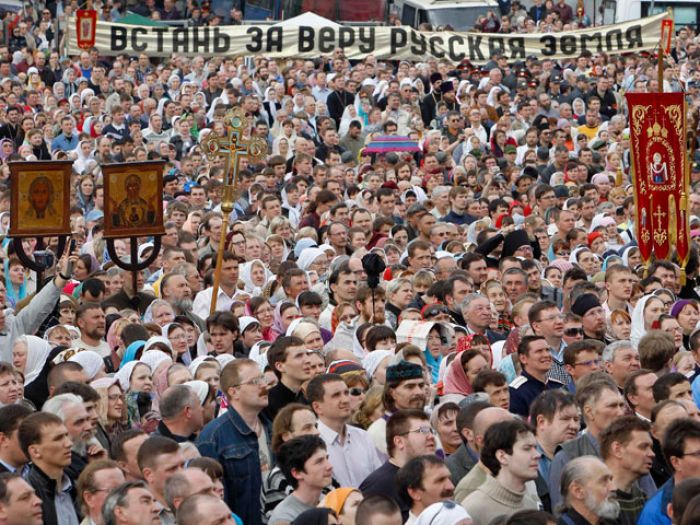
[12, 335, 51, 386]
[320, 489, 361, 525]
[0, 138, 14, 161]
[630, 295, 666, 347]
[671, 299, 700, 350]
[91, 376, 127, 447]
[415, 501, 471, 525]
[4, 256, 27, 309]
[68, 350, 106, 381]
[270, 302, 301, 340]
[240, 259, 273, 295]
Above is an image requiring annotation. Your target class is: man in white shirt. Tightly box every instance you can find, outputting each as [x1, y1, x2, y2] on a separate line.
[308, 373, 384, 488]
[75, 303, 110, 357]
[192, 252, 240, 320]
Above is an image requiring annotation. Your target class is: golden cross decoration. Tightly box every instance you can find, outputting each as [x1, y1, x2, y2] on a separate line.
[653, 205, 667, 230]
[200, 107, 268, 192]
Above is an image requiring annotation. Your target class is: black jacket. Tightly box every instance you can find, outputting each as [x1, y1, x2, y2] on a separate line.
[25, 464, 80, 525]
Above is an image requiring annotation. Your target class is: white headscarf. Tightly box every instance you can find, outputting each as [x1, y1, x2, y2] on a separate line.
[415, 502, 471, 525]
[188, 356, 218, 377]
[183, 380, 209, 405]
[140, 349, 173, 373]
[240, 259, 273, 294]
[69, 350, 105, 380]
[630, 294, 659, 347]
[362, 350, 394, 381]
[19, 335, 51, 385]
[115, 361, 146, 391]
[296, 248, 326, 271]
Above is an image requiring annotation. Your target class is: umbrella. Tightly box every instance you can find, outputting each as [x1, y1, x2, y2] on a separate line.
[362, 136, 420, 154]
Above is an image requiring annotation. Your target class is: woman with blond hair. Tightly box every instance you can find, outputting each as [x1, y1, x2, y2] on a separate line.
[91, 377, 128, 443]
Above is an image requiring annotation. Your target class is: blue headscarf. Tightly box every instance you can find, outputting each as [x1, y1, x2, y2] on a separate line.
[120, 340, 146, 368]
[4, 258, 27, 309]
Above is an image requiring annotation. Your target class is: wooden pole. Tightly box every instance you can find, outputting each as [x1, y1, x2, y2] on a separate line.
[209, 186, 235, 315]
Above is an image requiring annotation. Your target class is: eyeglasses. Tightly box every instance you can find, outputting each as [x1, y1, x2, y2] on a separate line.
[107, 394, 123, 402]
[400, 426, 435, 436]
[538, 313, 565, 322]
[233, 375, 272, 387]
[564, 327, 584, 337]
[574, 358, 602, 367]
[682, 450, 700, 458]
[349, 387, 366, 397]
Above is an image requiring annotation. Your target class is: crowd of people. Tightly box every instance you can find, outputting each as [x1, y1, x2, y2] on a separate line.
[2, 1, 700, 525]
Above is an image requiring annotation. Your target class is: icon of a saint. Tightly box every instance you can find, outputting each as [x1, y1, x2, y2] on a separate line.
[113, 174, 156, 228]
[651, 152, 668, 184]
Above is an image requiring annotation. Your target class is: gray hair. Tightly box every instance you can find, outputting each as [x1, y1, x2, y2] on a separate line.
[560, 456, 603, 509]
[460, 293, 487, 315]
[103, 481, 149, 525]
[602, 340, 634, 364]
[386, 278, 412, 297]
[432, 186, 451, 198]
[42, 393, 84, 422]
[159, 385, 196, 420]
[164, 472, 191, 511]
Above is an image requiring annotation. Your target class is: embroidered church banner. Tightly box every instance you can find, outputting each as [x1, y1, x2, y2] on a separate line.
[626, 92, 689, 268]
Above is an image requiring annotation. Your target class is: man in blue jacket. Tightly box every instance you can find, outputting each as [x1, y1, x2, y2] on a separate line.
[638, 418, 700, 525]
[197, 358, 273, 525]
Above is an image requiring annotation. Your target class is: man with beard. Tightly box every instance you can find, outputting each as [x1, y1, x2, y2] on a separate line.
[638, 418, 700, 525]
[360, 409, 436, 522]
[161, 272, 205, 333]
[509, 336, 565, 418]
[355, 284, 386, 326]
[461, 420, 542, 524]
[75, 303, 110, 357]
[42, 394, 106, 481]
[572, 294, 610, 343]
[600, 416, 655, 525]
[559, 456, 621, 525]
[20, 412, 79, 525]
[367, 362, 427, 455]
[398, 455, 454, 525]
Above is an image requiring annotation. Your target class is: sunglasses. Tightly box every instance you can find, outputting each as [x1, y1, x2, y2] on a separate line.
[349, 387, 366, 397]
[564, 327, 584, 337]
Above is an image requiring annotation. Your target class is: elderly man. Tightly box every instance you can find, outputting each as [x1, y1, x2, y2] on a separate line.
[558, 456, 621, 525]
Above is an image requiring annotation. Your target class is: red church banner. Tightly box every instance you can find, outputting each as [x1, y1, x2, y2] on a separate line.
[626, 92, 689, 274]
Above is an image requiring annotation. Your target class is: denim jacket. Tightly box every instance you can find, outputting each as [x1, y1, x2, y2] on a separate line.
[196, 408, 272, 525]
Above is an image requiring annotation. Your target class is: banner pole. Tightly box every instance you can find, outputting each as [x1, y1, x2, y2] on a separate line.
[658, 38, 664, 92]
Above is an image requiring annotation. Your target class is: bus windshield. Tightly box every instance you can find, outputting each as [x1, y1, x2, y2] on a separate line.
[427, 7, 487, 29]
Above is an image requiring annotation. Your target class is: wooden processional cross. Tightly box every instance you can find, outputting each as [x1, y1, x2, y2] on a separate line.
[201, 107, 268, 314]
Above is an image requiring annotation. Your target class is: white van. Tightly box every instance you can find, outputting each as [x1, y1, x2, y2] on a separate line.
[393, 0, 501, 30]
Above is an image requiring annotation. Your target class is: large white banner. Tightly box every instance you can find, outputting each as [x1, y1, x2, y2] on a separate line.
[68, 13, 667, 64]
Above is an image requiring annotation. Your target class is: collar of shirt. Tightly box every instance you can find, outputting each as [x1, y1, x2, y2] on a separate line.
[318, 419, 346, 445]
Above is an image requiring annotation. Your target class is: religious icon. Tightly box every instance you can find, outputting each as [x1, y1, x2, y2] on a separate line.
[9, 161, 72, 237]
[103, 161, 165, 238]
[650, 152, 668, 184]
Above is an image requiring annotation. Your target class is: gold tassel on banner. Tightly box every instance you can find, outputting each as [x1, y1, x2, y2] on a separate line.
[669, 194, 677, 248]
[681, 267, 687, 286]
[616, 165, 623, 187]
